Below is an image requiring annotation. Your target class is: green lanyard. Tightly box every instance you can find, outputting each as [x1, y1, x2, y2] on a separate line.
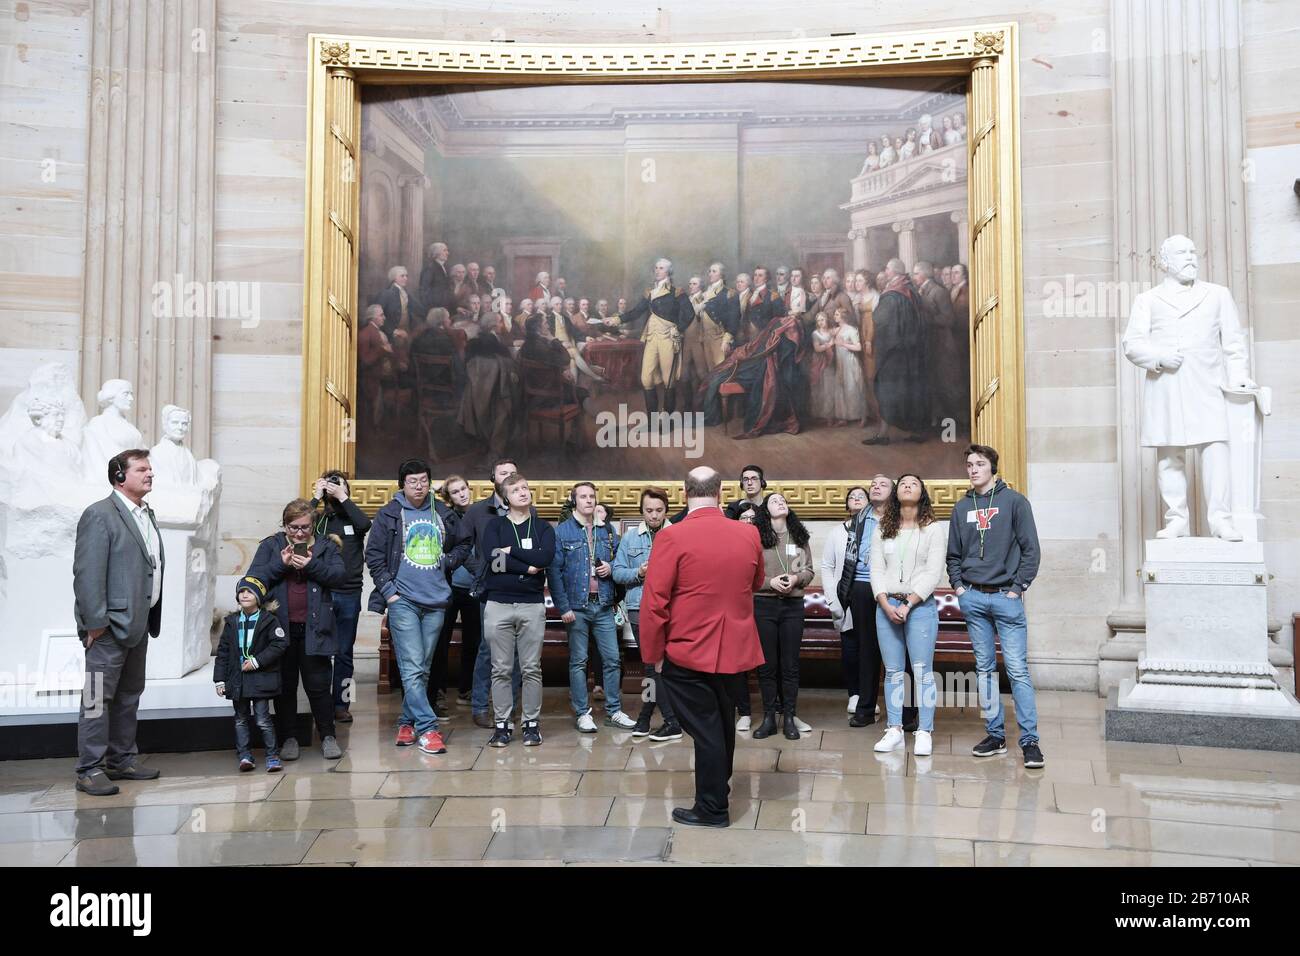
[511, 515, 533, 549]
[774, 531, 791, 576]
[238, 613, 257, 660]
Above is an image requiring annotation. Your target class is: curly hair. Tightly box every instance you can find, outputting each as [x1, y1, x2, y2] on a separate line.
[878, 474, 936, 539]
[754, 494, 810, 550]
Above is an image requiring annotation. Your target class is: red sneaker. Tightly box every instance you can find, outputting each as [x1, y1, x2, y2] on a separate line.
[418, 730, 447, 755]
[395, 724, 416, 747]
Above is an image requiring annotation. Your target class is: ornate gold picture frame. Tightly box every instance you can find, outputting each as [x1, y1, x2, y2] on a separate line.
[300, 26, 1024, 517]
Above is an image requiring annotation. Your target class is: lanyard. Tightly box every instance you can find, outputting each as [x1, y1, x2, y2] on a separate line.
[775, 531, 791, 576]
[511, 514, 533, 549]
[976, 487, 996, 559]
[896, 528, 918, 581]
[238, 613, 257, 660]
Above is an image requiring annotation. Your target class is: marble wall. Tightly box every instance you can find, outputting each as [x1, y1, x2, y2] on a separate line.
[1, 0, 1295, 690]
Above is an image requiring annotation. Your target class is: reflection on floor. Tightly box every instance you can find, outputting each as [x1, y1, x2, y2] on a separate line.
[2, 685, 1297, 866]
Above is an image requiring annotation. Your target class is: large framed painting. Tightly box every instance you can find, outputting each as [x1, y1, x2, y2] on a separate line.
[300, 27, 1025, 516]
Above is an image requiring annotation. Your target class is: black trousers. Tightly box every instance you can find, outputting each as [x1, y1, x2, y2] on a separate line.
[275, 623, 335, 741]
[849, 581, 917, 721]
[629, 611, 676, 724]
[661, 659, 735, 822]
[754, 595, 803, 714]
[731, 673, 752, 717]
[430, 586, 482, 698]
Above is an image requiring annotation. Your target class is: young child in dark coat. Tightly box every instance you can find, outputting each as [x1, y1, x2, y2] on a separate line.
[215, 576, 290, 772]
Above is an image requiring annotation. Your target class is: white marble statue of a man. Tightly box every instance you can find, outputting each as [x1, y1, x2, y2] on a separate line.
[1122, 234, 1254, 541]
[150, 404, 198, 485]
[13, 397, 82, 476]
[81, 379, 143, 484]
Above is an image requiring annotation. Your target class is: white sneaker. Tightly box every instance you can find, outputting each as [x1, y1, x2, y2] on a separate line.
[793, 716, 812, 733]
[913, 730, 933, 756]
[736, 715, 751, 733]
[846, 694, 859, 714]
[575, 711, 598, 733]
[605, 711, 637, 730]
[873, 727, 905, 752]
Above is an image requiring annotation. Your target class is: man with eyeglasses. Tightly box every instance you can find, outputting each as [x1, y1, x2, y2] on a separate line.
[366, 458, 471, 755]
[725, 464, 768, 520]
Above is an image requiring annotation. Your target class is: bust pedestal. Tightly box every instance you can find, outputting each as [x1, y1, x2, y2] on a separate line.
[1107, 538, 1300, 751]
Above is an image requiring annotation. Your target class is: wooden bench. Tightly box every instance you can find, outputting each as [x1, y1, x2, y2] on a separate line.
[378, 586, 997, 693]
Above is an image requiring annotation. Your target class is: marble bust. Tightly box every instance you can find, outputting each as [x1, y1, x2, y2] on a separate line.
[81, 379, 143, 484]
[149, 404, 199, 486]
[1121, 234, 1255, 540]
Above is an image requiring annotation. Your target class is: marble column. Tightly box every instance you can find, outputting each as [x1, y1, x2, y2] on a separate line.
[80, 0, 217, 457]
[1102, 0, 1255, 690]
[951, 210, 970, 266]
[849, 228, 869, 272]
[892, 219, 916, 269]
[397, 173, 427, 286]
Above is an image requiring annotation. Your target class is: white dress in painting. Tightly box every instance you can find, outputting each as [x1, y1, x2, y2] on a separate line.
[832, 324, 866, 423]
[810, 329, 838, 422]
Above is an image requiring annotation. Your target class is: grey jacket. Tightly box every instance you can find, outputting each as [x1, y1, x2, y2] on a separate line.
[72, 494, 166, 647]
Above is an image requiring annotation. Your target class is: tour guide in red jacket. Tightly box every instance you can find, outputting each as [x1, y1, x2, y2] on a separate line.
[640, 466, 766, 827]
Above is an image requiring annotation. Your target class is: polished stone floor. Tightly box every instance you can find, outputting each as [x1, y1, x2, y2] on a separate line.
[2, 685, 1298, 866]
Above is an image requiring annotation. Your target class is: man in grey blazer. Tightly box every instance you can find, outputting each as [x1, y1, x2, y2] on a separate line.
[72, 449, 166, 795]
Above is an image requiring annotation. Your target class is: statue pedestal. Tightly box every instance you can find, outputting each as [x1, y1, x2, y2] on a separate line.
[1107, 538, 1300, 751]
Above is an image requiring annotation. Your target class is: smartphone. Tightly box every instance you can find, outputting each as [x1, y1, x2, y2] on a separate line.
[293, 542, 309, 557]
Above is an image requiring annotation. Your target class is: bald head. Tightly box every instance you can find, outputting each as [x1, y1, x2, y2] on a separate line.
[685, 466, 722, 507]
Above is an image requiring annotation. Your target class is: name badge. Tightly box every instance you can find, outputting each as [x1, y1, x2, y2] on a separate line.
[343, 525, 354, 535]
[786, 544, 798, 556]
[966, 512, 977, 523]
[521, 538, 533, 549]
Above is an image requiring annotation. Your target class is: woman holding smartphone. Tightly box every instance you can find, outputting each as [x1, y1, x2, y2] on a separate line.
[247, 498, 349, 761]
[750, 493, 814, 740]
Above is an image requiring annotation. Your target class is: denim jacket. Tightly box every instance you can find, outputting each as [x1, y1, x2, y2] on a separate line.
[611, 521, 659, 610]
[547, 517, 620, 613]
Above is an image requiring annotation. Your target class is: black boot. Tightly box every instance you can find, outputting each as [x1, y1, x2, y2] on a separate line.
[751, 711, 778, 739]
[643, 388, 659, 416]
[663, 385, 677, 415]
[783, 711, 801, 740]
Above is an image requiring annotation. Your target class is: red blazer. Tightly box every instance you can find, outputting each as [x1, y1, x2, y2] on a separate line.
[639, 507, 766, 675]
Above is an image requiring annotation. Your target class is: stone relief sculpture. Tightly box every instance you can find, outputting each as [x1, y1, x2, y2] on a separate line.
[0, 362, 87, 457]
[13, 398, 82, 477]
[1121, 234, 1257, 541]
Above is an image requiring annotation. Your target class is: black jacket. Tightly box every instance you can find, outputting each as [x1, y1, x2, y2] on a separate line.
[308, 495, 372, 593]
[365, 494, 472, 613]
[247, 533, 349, 657]
[214, 609, 289, 700]
[461, 493, 510, 584]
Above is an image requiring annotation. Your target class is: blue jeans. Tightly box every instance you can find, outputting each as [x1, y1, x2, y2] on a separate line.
[387, 597, 446, 735]
[471, 602, 521, 715]
[959, 587, 1038, 746]
[567, 601, 621, 715]
[331, 591, 361, 709]
[875, 597, 938, 732]
[233, 697, 278, 760]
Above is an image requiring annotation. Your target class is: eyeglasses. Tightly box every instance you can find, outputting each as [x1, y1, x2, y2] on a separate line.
[286, 524, 311, 535]
[403, 477, 430, 487]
